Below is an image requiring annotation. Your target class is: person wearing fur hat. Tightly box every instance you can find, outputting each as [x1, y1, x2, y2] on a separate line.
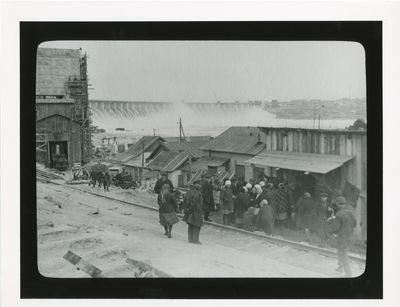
[327, 196, 357, 276]
[220, 180, 234, 225]
[183, 182, 204, 244]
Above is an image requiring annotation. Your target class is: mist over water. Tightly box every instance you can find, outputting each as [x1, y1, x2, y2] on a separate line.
[91, 102, 355, 139]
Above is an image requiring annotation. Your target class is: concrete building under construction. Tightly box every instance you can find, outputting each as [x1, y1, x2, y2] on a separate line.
[35, 48, 91, 170]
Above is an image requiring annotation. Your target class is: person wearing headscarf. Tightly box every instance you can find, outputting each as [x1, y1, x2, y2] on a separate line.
[274, 183, 290, 227]
[327, 196, 357, 277]
[294, 192, 317, 241]
[234, 187, 251, 228]
[183, 182, 204, 244]
[253, 184, 267, 208]
[212, 178, 221, 212]
[256, 199, 275, 235]
[157, 183, 179, 238]
[220, 180, 234, 225]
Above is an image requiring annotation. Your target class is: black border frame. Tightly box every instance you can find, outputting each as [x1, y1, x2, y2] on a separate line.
[21, 21, 382, 299]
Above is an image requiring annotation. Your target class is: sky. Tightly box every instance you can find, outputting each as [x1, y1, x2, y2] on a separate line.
[40, 40, 366, 103]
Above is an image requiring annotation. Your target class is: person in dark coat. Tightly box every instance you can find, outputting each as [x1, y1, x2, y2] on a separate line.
[234, 187, 251, 228]
[154, 171, 174, 194]
[89, 170, 96, 188]
[243, 206, 257, 232]
[274, 183, 290, 227]
[256, 200, 275, 235]
[220, 180, 234, 225]
[183, 182, 204, 244]
[157, 184, 179, 238]
[327, 196, 357, 277]
[265, 183, 276, 211]
[201, 174, 215, 222]
[103, 171, 111, 191]
[97, 172, 103, 188]
[294, 192, 317, 241]
[314, 192, 334, 247]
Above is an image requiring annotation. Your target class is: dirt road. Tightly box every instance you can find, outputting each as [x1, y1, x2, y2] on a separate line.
[37, 181, 365, 277]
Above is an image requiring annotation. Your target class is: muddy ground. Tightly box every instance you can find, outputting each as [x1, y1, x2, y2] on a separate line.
[37, 180, 365, 278]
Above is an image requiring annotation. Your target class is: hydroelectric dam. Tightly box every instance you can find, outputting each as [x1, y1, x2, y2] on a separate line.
[89, 100, 263, 119]
[88, 100, 354, 136]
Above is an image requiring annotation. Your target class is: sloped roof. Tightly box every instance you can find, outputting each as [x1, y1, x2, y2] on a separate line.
[112, 136, 164, 163]
[163, 136, 212, 142]
[162, 152, 189, 172]
[122, 152, 151, 167]
[162, 139, 209, 158]
[36, 48, 81, 96]
[245, 150, 354, 174]
[181, 156, 229, 172]
[146, 151, 179, 171]
[201, 126, 265, 155]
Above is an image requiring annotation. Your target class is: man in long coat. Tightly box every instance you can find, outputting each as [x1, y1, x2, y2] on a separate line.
[183, 182, 204, 244]
[201, 174, 215, 222]
[220, 180, 234, 225]
[327, 196, 357, 277]
[294, 192, 317, 241]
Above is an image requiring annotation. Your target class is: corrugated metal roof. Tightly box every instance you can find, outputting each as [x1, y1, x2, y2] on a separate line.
[112, 136, 164, 163]
[163, 139, 209, 158]
[200, 126, 265, 155]
[146, 151, 179, 171]
[162, 152, 189, 172]
[244, 151, 354, 174]
[122, 152, 151, 167]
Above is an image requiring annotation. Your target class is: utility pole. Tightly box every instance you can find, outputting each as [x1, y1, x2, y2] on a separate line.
[318, 114, 321, 130]
[153, 128, 156, 137]
[188, 152, 192, 181]
[179, 118, 182, 141]
[141, 141, 145, 186]
[313, 103, 316, 129]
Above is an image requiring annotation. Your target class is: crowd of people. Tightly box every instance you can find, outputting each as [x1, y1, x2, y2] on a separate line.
[154, 171, 357, 276]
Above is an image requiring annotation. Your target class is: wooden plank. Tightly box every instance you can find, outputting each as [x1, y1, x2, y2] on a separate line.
[345, 135, 353, 155]
[323, 133, 329, 154]
[319, 133, 325, 154]
[272, 130, 277, 151]
[276, 131, 282, 151]
[283, 133, 288, 151]
[288, 131, 294, 152]
[293, 131, 299, 152]
[63, 250, 103, 278]
[353, 135, 363, 189]
[339, 135, 346, 155]
[361, 135, 367, 191]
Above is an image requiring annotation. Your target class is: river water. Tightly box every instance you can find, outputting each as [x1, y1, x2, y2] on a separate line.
[91, 105, 357, 146]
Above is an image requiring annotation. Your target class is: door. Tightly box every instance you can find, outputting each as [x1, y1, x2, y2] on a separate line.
[49, 141, 69, 170]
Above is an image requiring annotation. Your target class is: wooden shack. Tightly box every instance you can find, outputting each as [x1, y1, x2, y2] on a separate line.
[201, 126, 367, 241]
[36, 48, 91, 169]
